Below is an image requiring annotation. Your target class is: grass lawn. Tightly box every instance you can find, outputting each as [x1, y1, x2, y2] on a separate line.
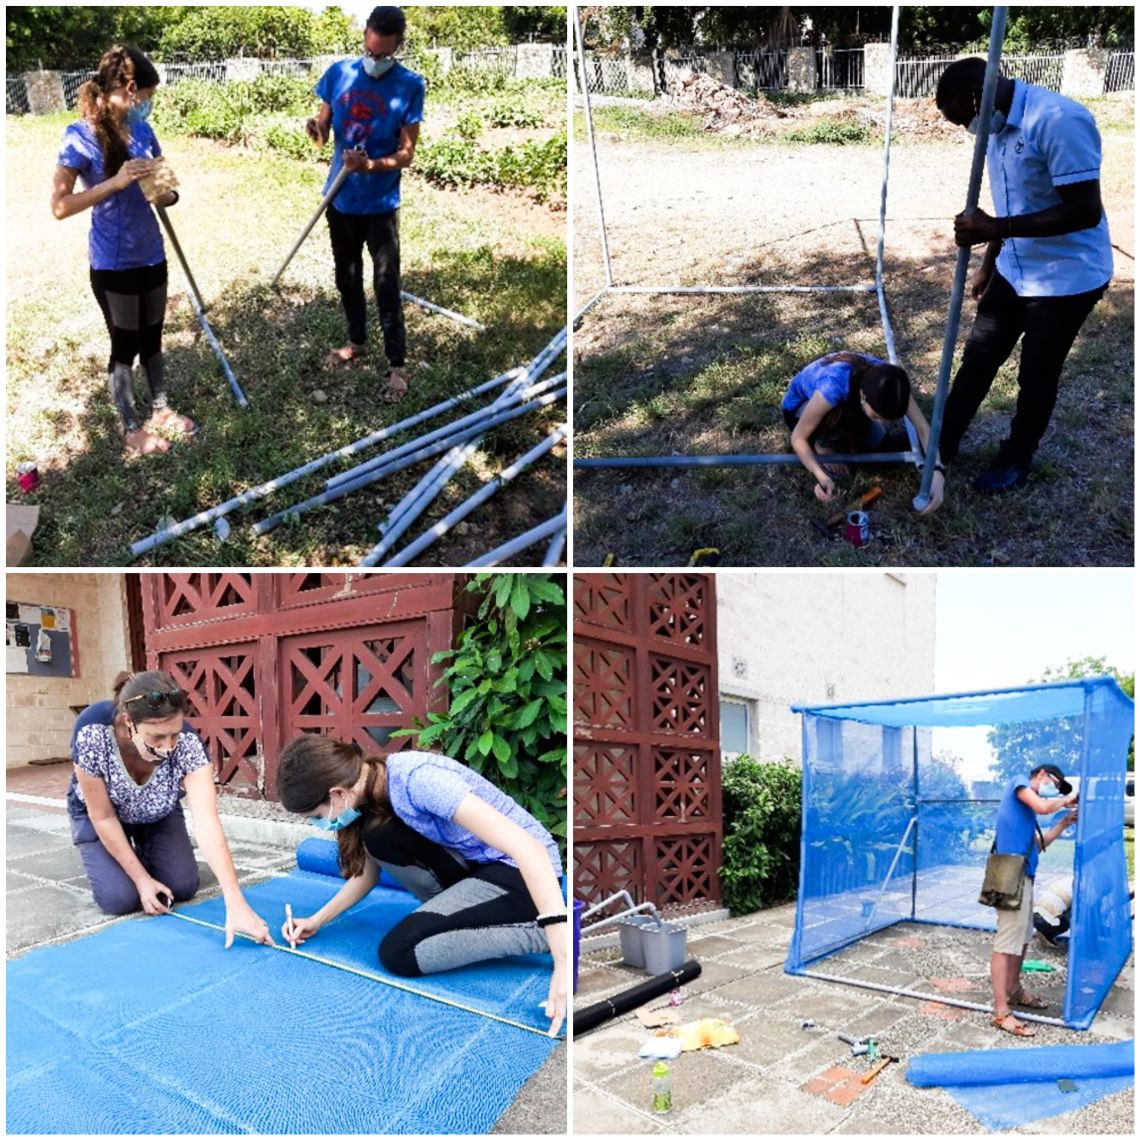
[6, 88, 566, 567]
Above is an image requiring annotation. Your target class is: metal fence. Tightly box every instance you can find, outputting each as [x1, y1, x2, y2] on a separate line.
[1000, 51, 1065, 90]
[817, 47, 864, 90]
[663, 53, 711, 89]
[60, 69, 95, 109]
[576, 55, 653, 97]
[1105, 50, 1135, 92]
[552, 45, 567, 80]
[7, 76, 30, 114]
[453, 45, 518, 76]
[163, 61, 231, 87]
[734, 49, 788, 91]
[894, 53, 958, 99]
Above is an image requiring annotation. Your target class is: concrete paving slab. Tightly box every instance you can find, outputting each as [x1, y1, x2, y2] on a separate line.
[6, 882, 115, 956]
[671, 1072, 848, 1134]
[6, 812, 73, 837]
[573, 1019, 653, 1082]
[683, 933, 750, 958]
[596, 1048, 750, 1121]
[716, 947, 789, 971]
[867, 1079, 986, 1134]
[709, 969, 813, 1008]
[573, 1083, 664, 1134]
[491, 1046, 566, 1135]
[5, 824, 73, 860]
[1010, 1087, 1135, 1134]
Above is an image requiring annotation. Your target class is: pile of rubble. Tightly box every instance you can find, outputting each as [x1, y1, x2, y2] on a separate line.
[663, 68, 787, 136]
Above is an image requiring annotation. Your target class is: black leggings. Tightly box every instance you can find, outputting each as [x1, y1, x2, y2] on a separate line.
[326, 205, 405, 366]
[940, 270, 1107, 463]
[364, 816, 546, 977]
[90, 261, 169, 431]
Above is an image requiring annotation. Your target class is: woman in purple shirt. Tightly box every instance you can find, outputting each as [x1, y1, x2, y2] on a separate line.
[277, 735, 568, 1036]
[51, 45, 196, 457]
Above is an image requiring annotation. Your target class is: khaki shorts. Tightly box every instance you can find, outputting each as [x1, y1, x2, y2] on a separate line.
[993, 877, 1035, 955]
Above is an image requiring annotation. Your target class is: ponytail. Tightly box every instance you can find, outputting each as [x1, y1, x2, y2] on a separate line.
[77, 44, 160, 178]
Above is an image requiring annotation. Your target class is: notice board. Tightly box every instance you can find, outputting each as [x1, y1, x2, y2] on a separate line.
[5, 601, 78, 678]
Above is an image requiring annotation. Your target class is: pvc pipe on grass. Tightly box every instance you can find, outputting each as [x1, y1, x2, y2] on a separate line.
[254, 386, 567, 535]
[155, 205, 249, 408]
[381, 425, 568, 567]
[542, 526, 567, 567]
[465, 504, 569, 567]
[575, 452, 916, 469]
[129, 367, 522, 557]
[608, 284, 875, 296]
[574, 6, 614, 287]
[914, 7, 1008, 513]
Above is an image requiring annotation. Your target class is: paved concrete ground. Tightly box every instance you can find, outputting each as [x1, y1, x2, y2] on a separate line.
[5, 762, 565, 1135]
[573, 904, 1134, 1134]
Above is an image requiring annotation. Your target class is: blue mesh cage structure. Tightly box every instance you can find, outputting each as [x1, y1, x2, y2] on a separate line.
[785, 678, 1134, 1030]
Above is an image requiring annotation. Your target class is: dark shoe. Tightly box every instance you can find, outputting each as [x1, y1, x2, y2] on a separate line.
[974, 456, 1031, 494]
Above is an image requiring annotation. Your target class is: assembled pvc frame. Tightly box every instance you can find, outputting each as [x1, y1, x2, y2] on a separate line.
[572, 5, 1011, 514]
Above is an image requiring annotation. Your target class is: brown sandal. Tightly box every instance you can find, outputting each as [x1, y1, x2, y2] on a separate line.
[992, 1012, 1036, 1037]
[1011, 988, 1049, 1010]
[382, 366, 409, 403]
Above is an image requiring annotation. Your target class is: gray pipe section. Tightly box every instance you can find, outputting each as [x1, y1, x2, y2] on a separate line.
[271, 165, 349, 288]
[914, 6, 1007, 512]
[875, 6, 900, 290]
[542, 525, 567, 567]
[400, 290, 485, 331]
[609, 284, 874, 296]
[382, 426, 567, 567]
[325, 372, 565, 491]
[573, 288, 609, 327]
[128, 367, 522, 557]
[254, 386, 567, 535]
[155, 205, 249, 408]
[575, 451, 915, 469]
[798, 968, 1066, 1027]
[574, 6, 613, 287]
[464, 504, 569, 567]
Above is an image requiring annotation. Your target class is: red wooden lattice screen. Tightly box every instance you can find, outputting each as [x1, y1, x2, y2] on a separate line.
[573, 574, 722, 909]
[139, 574, 464, 799]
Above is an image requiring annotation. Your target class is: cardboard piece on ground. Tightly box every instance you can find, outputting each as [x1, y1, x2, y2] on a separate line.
[636, 1005, 681, 1028]
[7, 504, 40, 566]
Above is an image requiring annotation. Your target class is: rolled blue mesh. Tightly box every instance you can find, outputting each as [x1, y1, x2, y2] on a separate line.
[786, 678, 1134, 1031]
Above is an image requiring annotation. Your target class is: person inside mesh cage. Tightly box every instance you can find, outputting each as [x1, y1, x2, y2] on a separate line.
[68, 669, 275, 945]
[989, 762, 1078, 1036]
[277, 735, 567, 1036]
[1032, 874, 1072, 945]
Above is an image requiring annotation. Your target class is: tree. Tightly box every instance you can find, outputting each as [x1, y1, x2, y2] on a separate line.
[6, 6, 182, 70]
[404, 6, 510, 49]
[502, 7, 567, 43]
[987, 657, 1134, 786]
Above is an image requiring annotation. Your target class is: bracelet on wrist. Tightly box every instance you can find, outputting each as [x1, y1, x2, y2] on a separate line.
[536, 911, 568, 928]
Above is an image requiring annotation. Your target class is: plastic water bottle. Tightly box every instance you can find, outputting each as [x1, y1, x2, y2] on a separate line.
[651, 1061, 672, 1114]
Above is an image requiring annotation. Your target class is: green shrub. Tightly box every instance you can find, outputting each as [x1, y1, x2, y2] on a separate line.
[784, 116, 871, 145]
[416, 129, 566, 202]
[154, 73, 314, 146]
[720, 756, 802, 916]
[393, 574, 567, 851]
[488, 97, 546, 128]
[456, 110, 484, 140]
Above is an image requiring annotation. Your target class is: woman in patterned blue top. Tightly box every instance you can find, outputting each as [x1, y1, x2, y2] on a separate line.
[51, 45, 196, 457]
[69, 670, 274, 947]
[782, 351, 945, 512]
[277, 735, 567, 1037]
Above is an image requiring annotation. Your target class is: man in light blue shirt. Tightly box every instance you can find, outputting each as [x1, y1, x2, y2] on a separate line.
[935, 59, 1112, 493]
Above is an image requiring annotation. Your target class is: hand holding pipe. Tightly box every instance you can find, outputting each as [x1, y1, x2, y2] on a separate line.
[914, 6, 1008, 512]
[271, 146, 364, 289]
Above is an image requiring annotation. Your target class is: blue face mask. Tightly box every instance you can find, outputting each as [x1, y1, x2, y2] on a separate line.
[362, 55, 397, 79]
[966, 109, 1006, 137]
[310, 798, 362, 831]
[129, 98, 153, 124]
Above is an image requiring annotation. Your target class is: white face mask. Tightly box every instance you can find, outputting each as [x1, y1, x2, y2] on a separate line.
[362, 55, 396, 79]
[966, 109, 1007, 137]
[129, 724, 176, 763]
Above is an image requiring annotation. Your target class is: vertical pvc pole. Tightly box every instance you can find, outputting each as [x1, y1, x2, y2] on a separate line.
[914, 6, 1008, 512]
[874, 6, 900, 293]
[574, 5, 614, 287]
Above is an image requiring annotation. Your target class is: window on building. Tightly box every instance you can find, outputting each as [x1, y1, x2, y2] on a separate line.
[721, 697, 750, 757]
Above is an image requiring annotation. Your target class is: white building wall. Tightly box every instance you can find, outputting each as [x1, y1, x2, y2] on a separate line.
[716, 572, 937, 763]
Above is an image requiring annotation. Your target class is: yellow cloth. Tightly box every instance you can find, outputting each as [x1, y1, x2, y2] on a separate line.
[675, 1018, 740, 1051]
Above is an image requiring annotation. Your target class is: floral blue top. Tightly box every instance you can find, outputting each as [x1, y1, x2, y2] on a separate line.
[72, 722, 209, 824]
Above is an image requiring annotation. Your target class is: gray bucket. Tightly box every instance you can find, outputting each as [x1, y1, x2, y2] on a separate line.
[641, 921, 688, 975]
[617, 915, 660, 968]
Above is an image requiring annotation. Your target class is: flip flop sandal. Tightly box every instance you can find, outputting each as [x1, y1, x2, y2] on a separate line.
[992, 1013, 1036, 1037]
[1012, 990, 1049, 1009]
[382, 368, 409, 404]
[324, 346, 366, 368]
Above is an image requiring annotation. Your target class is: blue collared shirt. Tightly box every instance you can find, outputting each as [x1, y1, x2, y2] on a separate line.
[987, 81, 1113, 298]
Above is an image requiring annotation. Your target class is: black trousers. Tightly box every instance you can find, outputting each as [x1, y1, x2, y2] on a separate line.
[326, 205, 405, 366]
[940, 270, 1106, 464]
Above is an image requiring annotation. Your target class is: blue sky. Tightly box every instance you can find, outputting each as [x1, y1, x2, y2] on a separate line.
[934, 570, 1134, 693]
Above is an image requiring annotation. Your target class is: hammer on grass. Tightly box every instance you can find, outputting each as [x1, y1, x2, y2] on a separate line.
[810, 485, 883, 539]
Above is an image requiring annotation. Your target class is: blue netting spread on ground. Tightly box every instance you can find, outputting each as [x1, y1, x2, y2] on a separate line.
[786, 679, 1134, 1030]
[907, 1041, 1135, 1130]
[7, 861, 557, 1134]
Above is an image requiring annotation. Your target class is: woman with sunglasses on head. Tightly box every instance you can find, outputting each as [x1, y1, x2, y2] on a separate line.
[276, 735, 568, 1037]
[51, 44, 196, 457]
[68, 670, 274, 946]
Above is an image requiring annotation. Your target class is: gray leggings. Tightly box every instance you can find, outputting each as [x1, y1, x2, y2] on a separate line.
[366, 817, 548, 977]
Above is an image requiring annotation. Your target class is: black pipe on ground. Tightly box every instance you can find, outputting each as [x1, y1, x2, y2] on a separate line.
[573, 960, 702, 1036]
